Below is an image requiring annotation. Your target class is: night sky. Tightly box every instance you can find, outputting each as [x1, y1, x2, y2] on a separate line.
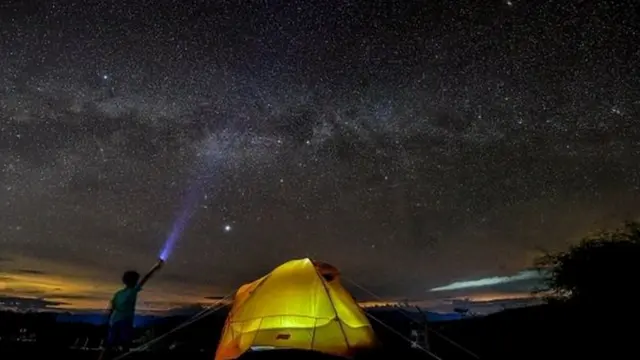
[1, 0, 639, 313]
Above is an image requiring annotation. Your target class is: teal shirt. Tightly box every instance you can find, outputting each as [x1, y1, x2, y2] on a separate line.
[110, 286, 141, 325]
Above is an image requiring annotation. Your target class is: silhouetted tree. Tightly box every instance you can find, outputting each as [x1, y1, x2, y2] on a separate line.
[535, 221, 640, 307]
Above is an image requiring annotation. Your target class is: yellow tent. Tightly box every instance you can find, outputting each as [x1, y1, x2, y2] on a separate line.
[215, 258, 377, 359]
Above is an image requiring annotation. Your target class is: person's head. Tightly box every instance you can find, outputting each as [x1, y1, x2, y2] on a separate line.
[122, 270, 140, 288]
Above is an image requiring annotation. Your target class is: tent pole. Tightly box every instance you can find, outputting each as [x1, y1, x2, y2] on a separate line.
[316, 270, 351, 353]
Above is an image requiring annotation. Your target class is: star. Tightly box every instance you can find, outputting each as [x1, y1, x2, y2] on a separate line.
[0, 0, 636, 314]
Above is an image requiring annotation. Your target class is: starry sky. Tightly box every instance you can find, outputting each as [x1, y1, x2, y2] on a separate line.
[1, 0, 639, 313]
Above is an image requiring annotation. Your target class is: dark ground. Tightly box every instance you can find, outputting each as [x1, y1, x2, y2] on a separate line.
[0, 303, 635, 360]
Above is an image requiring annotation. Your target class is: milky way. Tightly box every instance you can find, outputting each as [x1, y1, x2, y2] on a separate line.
[0, 0, 639, 311]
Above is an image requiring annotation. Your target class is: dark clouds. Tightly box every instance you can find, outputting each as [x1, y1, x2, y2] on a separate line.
[0, 295, 68, 310]
[440, 297, 545, 315]
[15, 269, 48, 275]
[1, 0, 639, 310]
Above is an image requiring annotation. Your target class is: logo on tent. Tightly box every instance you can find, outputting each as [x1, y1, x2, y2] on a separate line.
[276, 333, 291, 340]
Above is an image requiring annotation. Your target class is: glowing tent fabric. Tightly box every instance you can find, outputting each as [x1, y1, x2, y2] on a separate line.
[215, 258, 376, 359]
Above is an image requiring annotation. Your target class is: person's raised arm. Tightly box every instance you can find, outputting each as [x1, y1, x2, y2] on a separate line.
[138, 259, 164, 289]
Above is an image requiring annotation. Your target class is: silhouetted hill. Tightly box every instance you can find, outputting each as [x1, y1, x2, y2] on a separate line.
[1, 303, 634, 360]
[55, 312, 161, 327]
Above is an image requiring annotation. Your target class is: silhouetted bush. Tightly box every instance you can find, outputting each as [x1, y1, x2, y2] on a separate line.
[535, 221, 640, 308]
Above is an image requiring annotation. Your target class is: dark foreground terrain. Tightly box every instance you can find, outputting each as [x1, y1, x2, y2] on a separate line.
[1, 303, 635, 360]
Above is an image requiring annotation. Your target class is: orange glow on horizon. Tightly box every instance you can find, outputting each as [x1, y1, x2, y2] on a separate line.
[1, 254, 540, 313]
[0, 255, 227, 312]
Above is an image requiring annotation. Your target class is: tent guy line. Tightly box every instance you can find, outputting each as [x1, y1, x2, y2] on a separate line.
[364, 312, 443, 360]
[344, 276, 480, 359]
[110, 292, 235, 360]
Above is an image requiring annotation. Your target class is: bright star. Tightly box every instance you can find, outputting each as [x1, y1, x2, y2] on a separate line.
[224, 224, 232, 232]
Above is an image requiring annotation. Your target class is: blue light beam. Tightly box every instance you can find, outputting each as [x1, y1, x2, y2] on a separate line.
[159, 185, 201, 261]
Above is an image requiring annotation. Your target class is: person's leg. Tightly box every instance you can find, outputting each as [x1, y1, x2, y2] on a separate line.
[98, 324, 117, 360]
[120, 319, 135, 353]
